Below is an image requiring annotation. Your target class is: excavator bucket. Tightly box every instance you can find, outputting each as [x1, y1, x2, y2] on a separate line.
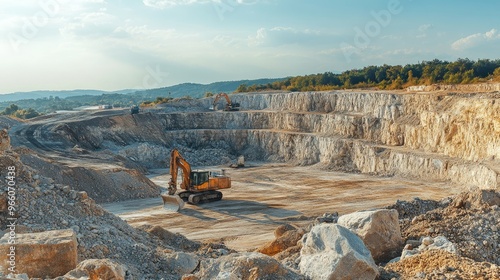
[161, 194, 185, 212]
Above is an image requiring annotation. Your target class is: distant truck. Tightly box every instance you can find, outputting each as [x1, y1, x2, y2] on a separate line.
[130, 105, 139, 115]
[99, 104, 113, 109]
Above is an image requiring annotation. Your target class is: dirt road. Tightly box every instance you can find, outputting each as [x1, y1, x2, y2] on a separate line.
[103, 163, 460, 251]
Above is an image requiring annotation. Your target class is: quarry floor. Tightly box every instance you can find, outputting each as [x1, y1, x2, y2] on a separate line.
[102, 163, 461, 251]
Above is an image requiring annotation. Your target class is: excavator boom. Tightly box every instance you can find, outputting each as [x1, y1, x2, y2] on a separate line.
[163, 149, 190, 212]
[168, 149, 191, 195]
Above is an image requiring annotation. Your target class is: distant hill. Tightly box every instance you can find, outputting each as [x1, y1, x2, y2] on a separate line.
[0, 78, 286, 113]
[0, 89, 136, 103]
[129, 78, 286, 99]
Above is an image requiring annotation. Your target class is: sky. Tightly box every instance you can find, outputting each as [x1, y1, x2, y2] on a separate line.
[1, 0, 499, 94]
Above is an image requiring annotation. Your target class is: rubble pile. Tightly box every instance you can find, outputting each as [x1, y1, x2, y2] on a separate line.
[175, 147, 234, 167]
[251, 189, 500, 280]
[376, 189, 500, 279]
[16, 149, 160, 203]
[397, 190, 500, 265]
[116, 143, 236, 168]
[387, 197, 450, 220]
[0, 147, 300, 279]
[383, 250, 500, 279]
[0, 147, 214, 279]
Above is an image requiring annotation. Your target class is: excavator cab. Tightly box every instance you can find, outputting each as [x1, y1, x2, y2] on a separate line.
[190, 171, 209, 186]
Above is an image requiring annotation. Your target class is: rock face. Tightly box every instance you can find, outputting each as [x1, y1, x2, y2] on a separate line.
[0, 229, 77, 278]
[192, 252, 303, 280]
[38, 91, 499, 190]
[338, 209, 403, 263]
[407, 82, 500, 93]
[299, 223, 378, 280]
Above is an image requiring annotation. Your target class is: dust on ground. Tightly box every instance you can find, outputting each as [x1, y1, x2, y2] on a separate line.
[103, 163, 461, 251]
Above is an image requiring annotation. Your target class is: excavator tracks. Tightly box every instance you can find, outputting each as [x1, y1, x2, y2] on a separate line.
[179, 190, 223, 205]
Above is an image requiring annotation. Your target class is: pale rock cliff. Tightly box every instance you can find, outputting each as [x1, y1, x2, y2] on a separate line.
[38, 91, 499, 190]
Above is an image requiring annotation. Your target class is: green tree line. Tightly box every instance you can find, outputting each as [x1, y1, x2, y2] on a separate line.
[236, 58, 500, 92]
[0, 104, 41, 119]
[140, 96, 174, 107]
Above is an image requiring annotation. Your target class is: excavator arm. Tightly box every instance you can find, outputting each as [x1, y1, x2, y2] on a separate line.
[163, 149, 188, 212]
[213, 93, 232, 108]
[168, 149, 192, 195]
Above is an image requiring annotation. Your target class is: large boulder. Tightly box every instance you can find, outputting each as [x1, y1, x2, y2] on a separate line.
[338, 208, 403, 263]
[60, 259, 127, 280]
[164, 252, 199, 276]
[274, 224, 296, 238]
[299, 224, 378, 280]
[0, 229, 77, 278]
[191, 252, 303, 280]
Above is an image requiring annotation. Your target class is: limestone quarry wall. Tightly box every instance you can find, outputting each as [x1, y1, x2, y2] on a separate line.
[47, 91, 499, 189]
[203, 91, 500, 163]
[407, 83, 500, 93]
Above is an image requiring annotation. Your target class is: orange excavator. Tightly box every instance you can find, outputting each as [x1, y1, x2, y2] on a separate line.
[161, 149, 231, 211]
[210, 93, 240, 111]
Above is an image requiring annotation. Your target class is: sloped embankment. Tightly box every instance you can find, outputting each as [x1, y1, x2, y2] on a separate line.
[17, 150, 159, 203]
[44, 91, 500, 190]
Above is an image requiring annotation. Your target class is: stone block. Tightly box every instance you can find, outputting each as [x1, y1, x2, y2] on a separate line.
[0, 229, 77, 278]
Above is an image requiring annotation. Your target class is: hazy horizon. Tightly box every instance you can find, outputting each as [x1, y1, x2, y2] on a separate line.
[1, 0, 499, 94]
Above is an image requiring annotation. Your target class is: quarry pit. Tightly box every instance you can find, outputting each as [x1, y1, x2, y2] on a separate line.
[9, 90, 500, 249]
[2, 89, 500, 279]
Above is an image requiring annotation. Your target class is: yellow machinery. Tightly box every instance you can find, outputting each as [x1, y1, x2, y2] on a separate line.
[210, 93, 240, 111]
[161, 149, 231, 211]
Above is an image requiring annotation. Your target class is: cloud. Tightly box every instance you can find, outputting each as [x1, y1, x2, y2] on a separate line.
[451, 28, 500, 50]
[142, 0, 212, 9]
[418, 24, 432, 32]
[247, 27, 330, 48]
[142, 0, 259, 9]
[416, 24, 432, 38]
[59, 11, 117, 38]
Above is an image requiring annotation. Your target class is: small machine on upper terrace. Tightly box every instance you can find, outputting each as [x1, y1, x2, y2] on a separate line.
[209, 93, 240, 111]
